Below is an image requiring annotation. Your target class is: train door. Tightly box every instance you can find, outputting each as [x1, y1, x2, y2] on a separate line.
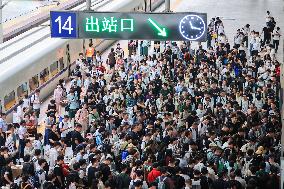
[66, 44, 71, 76]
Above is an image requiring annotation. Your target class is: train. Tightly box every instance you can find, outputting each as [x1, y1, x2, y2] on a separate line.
[0, 0, 164, 121]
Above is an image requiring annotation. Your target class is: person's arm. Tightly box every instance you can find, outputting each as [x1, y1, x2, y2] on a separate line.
[4, 172, 12, 184]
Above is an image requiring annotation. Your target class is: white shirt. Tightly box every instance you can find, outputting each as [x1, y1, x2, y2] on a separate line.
[22, 98, 30, 109]
[198, 123, 208, 137]
[48, 147, 59, 168]
[273, 29, 281, 40]
[31, 94, 40, 109]
[18, 125, 27, 140]
[59, 120, 71, 138]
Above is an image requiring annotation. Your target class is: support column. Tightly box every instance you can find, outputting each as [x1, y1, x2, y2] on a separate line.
[86, 0, 91, 11]
[165, 0, 170, 12]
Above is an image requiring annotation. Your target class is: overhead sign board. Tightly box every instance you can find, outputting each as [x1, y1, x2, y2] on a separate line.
[50, 11, 207, 41]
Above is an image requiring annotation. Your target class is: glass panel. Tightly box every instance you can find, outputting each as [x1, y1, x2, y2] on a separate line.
[17, 82, 28, 99]
[4, 91, 16, 110]
[29, 74, 39, 92]
[50, 61, 58, 77]
[39, 68, 50, 84]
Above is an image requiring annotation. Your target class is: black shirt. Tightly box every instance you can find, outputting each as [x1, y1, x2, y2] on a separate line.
[88, 166, 98, 187]
[2, 166, 13, 185]
[67, 130, 84, 150]
[99, 163, 111, 183]
[54, 164, 64, 187]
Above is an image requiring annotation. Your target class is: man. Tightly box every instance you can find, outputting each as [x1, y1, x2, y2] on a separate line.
[58, 115, 71, 139]
[86, 43, 95, 64]
[54, 155, 65, 189]
[198, 116, 210, 137]
[108, 48, 116, 69]
[66, 123, 84, 151]
[116, 163, 131, 189]
[2, 158, 13, 186]
[87, 156, 99, 187]
[30, 89, 41, 118]
[35, 159, 47, 188]
[154, 167, 171, 189]
[211, 172, 229, 189]
[147, 163, 161, 184]
[227, 172, 242, 189]
[18, 120, 28, 158]
[272, 27, 281, 52]
[0, 113, 7, 133]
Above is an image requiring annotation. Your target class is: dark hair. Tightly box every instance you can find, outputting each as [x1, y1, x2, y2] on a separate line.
[38, 159, 46, 166]
[57, 155, 64, 161]
[35, 149, 41, 156]
[23, 154, 31, 162]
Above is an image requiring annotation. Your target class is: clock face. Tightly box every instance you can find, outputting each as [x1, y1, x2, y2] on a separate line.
[179, 14, 206, 40]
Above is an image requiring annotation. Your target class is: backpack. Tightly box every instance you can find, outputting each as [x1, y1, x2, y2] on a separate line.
[157, 176, 167, 189]
[191, 179, 201, 189]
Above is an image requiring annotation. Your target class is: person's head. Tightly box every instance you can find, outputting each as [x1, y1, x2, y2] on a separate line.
[75, 123, 83, 132]
[89, 43, 93, 48]
[35, 149, 41, 156]
[23, 154, 31, 162]
[25, 139, 32, 147]
[38, 159, 47, 168]
[57, 155, 64, 165]
[20, 120, 26, 126]
[63, 115, 69, 122]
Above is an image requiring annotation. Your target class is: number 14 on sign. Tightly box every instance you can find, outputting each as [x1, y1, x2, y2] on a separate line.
[55, 16, 74, 34]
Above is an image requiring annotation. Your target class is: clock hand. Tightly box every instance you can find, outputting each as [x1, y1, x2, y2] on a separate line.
[189, 21, 194, 28]
[189, 21, 202, 30]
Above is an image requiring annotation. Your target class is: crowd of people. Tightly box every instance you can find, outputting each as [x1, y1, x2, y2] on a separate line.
[0, 10, 282, 189]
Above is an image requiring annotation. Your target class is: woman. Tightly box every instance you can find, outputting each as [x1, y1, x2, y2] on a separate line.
[75, 103, 89, 132]
[54, 84, 64, 113]
[25, 113, 36, 136]
[46, 99, 57, 120]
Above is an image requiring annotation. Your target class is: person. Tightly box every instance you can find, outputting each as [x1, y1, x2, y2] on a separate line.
[66, 123, 84, 151]
[54, 84, 64, 113]
[0, 113, 7, 133]
[58, 115, 72, 139]
[75, 103, 89, 133]
[1, 158, 13, 186]
[30, 89, 41, 118]
[116, 163, 131, 189]
[54, 155, 65, 189]
[108, 48, 116, 69]
[18, 120, 28, 158]
[86, 43, 95, 64]
[67, 89, 79, 119]
[0, 14, 282, 189]
[272, 27, 281, 52]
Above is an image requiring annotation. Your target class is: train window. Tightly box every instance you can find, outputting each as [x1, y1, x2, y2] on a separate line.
[40, 68, 50, 84]
[29, 74, 39, 91]
[59, 57, 64, 70]
[50, 61, 58, 77]
[17, 82, 28, 99]
[4, 91, 16, 111]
